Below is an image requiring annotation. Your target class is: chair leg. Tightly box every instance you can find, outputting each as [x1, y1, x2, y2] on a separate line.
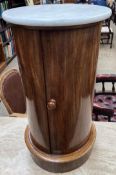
[108, 115, 111, 122]
[110, 32, 114, 48]
[107, 34, 110, 44]
[95, 114, 98, 121]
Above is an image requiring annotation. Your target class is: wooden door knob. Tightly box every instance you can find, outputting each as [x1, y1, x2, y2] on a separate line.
[47, 99, 56, 110]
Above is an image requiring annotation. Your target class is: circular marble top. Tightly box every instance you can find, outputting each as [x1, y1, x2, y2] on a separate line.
[2, 4, 111, 27]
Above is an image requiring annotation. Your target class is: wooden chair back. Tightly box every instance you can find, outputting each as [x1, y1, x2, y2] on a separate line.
[0, 69, 26, 115]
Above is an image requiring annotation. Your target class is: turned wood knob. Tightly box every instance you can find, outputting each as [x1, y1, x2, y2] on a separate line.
[47, 99, 56, 110]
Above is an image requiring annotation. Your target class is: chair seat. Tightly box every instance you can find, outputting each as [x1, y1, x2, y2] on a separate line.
[101, 26, 113, 33]
[93, 94, 116, 122]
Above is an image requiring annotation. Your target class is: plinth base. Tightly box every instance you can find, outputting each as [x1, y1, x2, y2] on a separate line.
[25, 123, 96, 173]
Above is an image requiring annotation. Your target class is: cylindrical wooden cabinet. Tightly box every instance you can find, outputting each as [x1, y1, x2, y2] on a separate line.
[3, 4, 111, 173]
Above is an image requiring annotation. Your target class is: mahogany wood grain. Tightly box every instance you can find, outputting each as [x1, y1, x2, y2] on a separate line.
[41, 23, 101, 154]
[12, 27, 51, 153]
[25, 123, 96, 173]
[12, 22, 101, 172]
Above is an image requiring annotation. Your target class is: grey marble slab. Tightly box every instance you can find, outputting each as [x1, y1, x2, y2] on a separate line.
[2, 4, 111, 27]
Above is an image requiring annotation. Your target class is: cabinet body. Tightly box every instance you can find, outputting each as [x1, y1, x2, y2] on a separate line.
[13, 23, 100, 161]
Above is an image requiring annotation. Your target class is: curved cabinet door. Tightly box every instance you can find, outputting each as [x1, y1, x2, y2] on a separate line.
[41, 23, 101, 154]
[13, 27, 51, 153]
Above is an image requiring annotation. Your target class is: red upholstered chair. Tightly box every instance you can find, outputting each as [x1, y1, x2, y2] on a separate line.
[0, 69, 26, 117]
[93, 74, 116, 122]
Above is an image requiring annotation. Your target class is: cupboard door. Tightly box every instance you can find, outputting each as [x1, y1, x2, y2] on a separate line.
[41, 24, 100, 154]
[13, 27, 51, 153]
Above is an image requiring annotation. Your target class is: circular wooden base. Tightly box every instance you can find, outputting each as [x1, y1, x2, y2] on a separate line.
[25, 123, 96, 173]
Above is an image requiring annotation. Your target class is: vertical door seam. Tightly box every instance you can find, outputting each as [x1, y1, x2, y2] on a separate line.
[39, 31, 52, 153]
